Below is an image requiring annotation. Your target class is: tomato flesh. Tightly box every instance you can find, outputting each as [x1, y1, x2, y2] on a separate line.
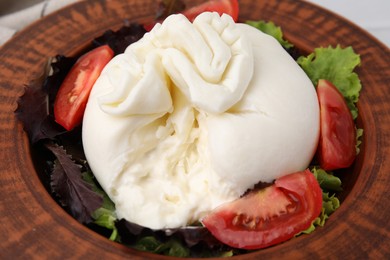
[317, 79, 356, 170]
[201, 169, 322, 249]
[144, 0, 239, 31]
[183, 0, 239, 22]
[54, 45, 114, 131]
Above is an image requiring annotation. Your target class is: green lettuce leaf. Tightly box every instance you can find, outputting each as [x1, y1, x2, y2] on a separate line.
[300, 192, 340, 234]
[356, 128, 364, 155]
[312, 167, 342, 192]
[245, 20, 293, 49]
[82, 170, 118, 241]
[299, 168, 341, 235]
[297, 45, 362, 119]
[133, 236, 190, 257]
[322, 192, 340, 216]
[132, 235, 234, 258]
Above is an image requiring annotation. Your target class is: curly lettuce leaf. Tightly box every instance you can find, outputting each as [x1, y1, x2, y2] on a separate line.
[246, 20, 293, 49]
[356, 128, 364, 155]
[297, 45, 362, 119]
[300, 192, 340, 234]
[322, 192, 341, 216]
[312, 167, 342, 192]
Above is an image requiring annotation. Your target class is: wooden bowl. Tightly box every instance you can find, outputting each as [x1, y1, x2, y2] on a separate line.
[1, 0, 389, 258]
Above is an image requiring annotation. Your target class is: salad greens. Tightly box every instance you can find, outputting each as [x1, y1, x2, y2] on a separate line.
[301, 167, 341, 234]
[298, 45, 362, 119]
[312, 167, 342, 192]
[133, 236, 190, 257]
[45, 142, 103, 224]
[82, 170, 119, 241]
[356, 128, 364, 154]
[15, 16, 363, 258]
[15, 56, 72, 144]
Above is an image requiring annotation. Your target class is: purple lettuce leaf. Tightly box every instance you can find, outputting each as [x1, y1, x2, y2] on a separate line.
[116, 219, 240, 257]
[93, 23, 146, 55]
[43, 55, 77, 116]
[15, 56, 77, 143]
[116, 219, 221, 248]
[16, 21, 146, 144]
[155, 0, 186, 20]
[15, 59, 64, 143]
[45, 142, 103, 224]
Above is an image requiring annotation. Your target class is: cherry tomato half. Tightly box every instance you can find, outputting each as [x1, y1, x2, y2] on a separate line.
[144, 0, 239, 31]
[54, 45, 114, 131]
[201, 169, 323, 250]
[317, 79, 356, 170]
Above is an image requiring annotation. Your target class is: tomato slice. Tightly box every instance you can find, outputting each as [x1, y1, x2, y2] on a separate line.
[144, 0, 239, 31]
[317, 79, 356, 170]
[201, 169, 322, 249]
[54, 45, 114, 131]
[182, 0, 239, 22]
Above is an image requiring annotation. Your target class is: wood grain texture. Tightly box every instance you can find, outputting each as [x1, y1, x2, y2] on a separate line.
[0, 0, 389, 259]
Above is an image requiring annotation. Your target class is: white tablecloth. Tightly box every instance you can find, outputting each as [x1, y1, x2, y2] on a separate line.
[0, 0, 80, 45]
[1, 0, 389, 47]
[307, 0, 390, 47]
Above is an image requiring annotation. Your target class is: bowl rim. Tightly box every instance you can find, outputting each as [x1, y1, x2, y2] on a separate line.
[1, 0, 389, 258]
